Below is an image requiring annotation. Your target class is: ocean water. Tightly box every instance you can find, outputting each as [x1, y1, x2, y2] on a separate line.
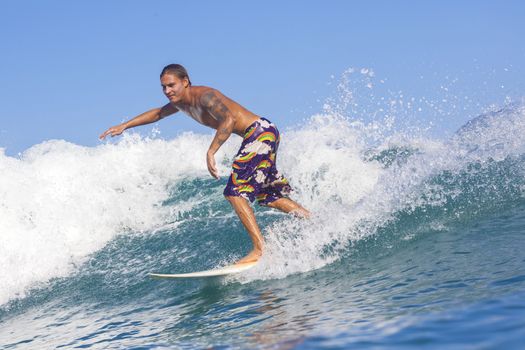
[1, 95, 525, 348]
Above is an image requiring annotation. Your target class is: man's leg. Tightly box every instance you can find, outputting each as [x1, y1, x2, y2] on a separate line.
[225, 195, 264, 264]
[266, 197, 311, 218]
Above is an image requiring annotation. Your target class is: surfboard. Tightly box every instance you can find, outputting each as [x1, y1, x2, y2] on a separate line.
[149, 261, 257, 279]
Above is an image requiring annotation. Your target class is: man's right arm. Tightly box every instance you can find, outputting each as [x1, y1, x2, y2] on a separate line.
[99, 103, 178, 140]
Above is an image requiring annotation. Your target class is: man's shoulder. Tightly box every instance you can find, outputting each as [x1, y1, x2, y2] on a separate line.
[192, 85, 216, 94]
[192, 85, 214, 97]
[193, 86, 227, 104]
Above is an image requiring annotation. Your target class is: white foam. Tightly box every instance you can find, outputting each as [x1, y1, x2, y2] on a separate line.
[238, 115, 387, 280]
[2, 87, 524, 301]
[237, 103, 525, 282]
[0, 132, 238, 306]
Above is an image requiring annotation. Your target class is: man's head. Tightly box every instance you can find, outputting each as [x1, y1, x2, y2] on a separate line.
[160, 64, 191, 85]
[160, 64, 191, 103]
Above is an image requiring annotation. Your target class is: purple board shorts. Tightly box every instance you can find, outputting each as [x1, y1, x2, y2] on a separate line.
[223, 118, 292, 205]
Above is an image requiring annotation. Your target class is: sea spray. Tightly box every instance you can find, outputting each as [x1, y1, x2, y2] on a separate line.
[0, 132, 238, 306]
[235, 70, 525, 282]
[2, 71, 524, 306]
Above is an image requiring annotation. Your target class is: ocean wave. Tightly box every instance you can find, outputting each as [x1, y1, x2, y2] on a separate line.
[1, 102, 524, 306]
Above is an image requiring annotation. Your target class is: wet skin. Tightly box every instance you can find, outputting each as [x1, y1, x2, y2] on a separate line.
[100, 73, 310, 264]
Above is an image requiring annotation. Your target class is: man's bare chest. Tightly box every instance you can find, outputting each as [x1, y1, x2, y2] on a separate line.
[179, 104, 219, 128]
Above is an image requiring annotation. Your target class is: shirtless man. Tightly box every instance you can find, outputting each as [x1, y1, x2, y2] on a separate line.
[100, 64, 309, 264]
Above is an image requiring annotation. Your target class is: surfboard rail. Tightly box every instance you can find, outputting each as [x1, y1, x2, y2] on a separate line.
[149, 261, 257, 279]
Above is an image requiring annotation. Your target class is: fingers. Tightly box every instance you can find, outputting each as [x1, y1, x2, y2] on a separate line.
[207, 153, 219, 179]
[208, 163, 219, 179]
[208, 165, 219, 179]
[99, 128, 114, 140]
[99, 127, 122, 140]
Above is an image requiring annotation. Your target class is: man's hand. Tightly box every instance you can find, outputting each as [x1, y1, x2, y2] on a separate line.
[99, 105, 177, 141]
[99, 124, 127, 140]
[207, 151, 219, 179]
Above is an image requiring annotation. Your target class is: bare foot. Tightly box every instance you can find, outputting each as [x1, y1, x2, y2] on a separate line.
[235, 249, 262, 265]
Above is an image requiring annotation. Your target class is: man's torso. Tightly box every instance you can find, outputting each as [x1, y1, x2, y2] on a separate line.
[174, 86, 261, 136]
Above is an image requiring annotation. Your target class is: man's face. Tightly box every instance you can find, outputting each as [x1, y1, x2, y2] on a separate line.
[161, 73, 188, 103]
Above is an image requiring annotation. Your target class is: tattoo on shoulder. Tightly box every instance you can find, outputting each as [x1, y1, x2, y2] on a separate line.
[200, 90, 230, 120]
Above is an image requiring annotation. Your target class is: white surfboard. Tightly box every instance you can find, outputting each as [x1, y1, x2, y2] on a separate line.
[149, 261, 258, 279]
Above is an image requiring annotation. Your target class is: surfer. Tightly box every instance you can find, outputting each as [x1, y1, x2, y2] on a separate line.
[100, 64, 309, 265]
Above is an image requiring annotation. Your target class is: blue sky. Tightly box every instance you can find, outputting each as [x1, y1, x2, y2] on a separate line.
[1, 1, 524, 155]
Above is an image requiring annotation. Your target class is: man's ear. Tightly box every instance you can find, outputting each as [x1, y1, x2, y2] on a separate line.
[184, 77, 190, 88]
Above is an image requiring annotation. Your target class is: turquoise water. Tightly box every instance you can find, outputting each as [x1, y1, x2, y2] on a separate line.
[1, 103, 525, 349]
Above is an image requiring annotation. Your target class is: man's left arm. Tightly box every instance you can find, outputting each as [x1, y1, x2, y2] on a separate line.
[201, 90, 236, 179]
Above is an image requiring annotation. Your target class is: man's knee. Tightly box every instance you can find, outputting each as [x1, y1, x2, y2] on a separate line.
[265, 200, 277, 209]
[265, 197, 285, 209]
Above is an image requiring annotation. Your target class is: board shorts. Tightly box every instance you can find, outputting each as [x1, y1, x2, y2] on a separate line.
[223, 117, 292, 205]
